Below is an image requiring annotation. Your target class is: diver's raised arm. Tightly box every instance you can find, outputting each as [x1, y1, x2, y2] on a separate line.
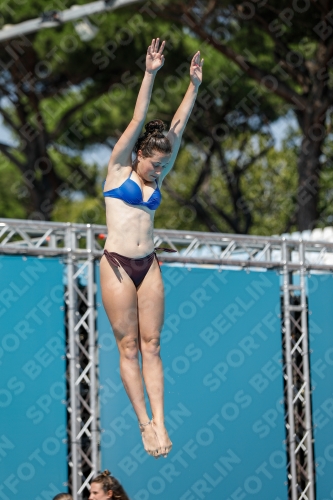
[159, 51, 203, 183]
[169, 51, 203, 138]
[108, 38, 166, 171]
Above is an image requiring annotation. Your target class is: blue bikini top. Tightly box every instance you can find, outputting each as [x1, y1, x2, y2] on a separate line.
[103, 170, 161, 210]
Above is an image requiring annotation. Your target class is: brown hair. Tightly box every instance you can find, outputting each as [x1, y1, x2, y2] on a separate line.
[134, 119, 172, 158]
[53, 494, 73, 500]
[91, 470, 130, 500]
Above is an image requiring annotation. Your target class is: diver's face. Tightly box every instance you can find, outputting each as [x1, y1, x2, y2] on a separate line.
[137, 150, 171, 181]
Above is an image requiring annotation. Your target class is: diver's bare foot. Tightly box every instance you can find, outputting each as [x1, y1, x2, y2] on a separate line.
[151, 419, 172, 457]
[139, 421, 160, 458]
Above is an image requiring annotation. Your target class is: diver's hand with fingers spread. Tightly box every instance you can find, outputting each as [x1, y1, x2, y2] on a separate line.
[146, 38, 166, 74]
[190, 50, 204, 88]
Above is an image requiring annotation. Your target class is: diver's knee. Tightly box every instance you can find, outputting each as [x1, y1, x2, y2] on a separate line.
[141, 336, 161, 357]
[119, 335, 139, 360]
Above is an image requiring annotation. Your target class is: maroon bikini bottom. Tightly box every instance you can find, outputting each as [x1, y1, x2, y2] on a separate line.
[103, 247, 177, 288]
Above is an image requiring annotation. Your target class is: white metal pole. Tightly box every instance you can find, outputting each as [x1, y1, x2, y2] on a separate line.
[282, 240, 297, 499]
[87, 225, 99, 475]
[0, 0, 143, 42]
[66, 225, 79, 499]
[299, 241, 315, 500]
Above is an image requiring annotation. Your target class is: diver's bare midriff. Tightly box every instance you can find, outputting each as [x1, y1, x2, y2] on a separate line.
[103, 166, 158, 257]
[104, 197, 155, 258]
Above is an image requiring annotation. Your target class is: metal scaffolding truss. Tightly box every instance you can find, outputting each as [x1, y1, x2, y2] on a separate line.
[0, 0, 141, 42]
[2, 218, 333, 499]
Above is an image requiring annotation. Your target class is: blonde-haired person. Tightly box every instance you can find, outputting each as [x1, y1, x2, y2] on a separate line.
[89, 470, 129, 500]
[101, 37, 203, 458]
[53, 494, 73, 500]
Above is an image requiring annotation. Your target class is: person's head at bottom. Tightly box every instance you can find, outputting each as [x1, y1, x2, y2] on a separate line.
[53, 494, 73, 500]
[89, 470, 129, 500]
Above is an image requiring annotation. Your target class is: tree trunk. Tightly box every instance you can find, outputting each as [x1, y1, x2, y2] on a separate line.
[24, 140, 63, 220]
[296, 110, 326, 231]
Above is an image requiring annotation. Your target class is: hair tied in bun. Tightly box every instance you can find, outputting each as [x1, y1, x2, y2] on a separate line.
[134, 119, 172, 157]
[102, 470, 111, 477]
[145, 119, 165, 136]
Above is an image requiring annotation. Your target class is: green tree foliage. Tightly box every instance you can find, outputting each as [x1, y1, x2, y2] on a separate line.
[156, 0, 333, 231]
[0, 155, 26, 218]
[318, 135, 333, 228]
[0, 0, 308, 236]
[155, 131, 298, 235]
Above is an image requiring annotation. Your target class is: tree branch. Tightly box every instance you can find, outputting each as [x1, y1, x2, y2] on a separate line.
[190, 144, 214, 198]
[0, 142, 24, 170]
[214, 140, 254, 233]
[162, 178, 222, 231]
[215, 141, 237, 199]
[198, 190, 242, 233]
[309, 0, 330, 14]
[199, 0, 218, 24]
[248, 13, 311, 86]
[160, 6, 308, 108]
[0, 83, 30, 139]
[51, 81, 114, 140]
[239, 142, 274, 174]
[0, 106, 20, 135]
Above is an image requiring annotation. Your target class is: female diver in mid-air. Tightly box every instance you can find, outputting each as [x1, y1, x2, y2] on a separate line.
[100, 37, 203, 458]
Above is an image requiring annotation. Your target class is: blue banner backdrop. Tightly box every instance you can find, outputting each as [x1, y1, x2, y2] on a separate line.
[96, 264, 287, 500]
[0, 256, 67, 500]
[308, 274, 333, 500]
